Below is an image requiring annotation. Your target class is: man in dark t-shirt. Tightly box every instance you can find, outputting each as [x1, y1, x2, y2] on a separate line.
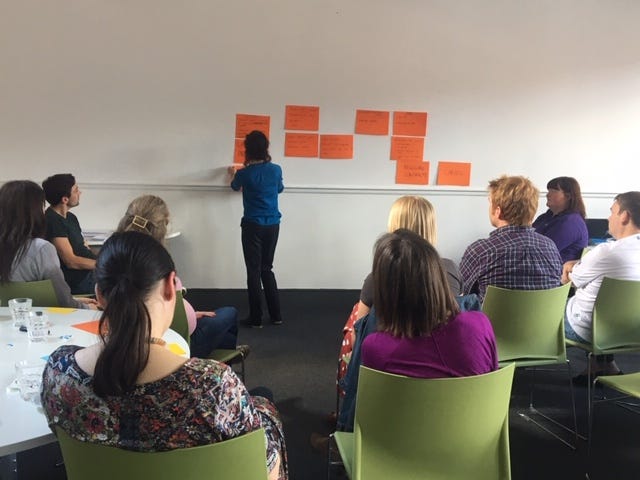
[42, 174, 96, 294]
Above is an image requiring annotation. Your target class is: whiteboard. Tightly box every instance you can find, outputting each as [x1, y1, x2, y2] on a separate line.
[2, 0, 640, 193]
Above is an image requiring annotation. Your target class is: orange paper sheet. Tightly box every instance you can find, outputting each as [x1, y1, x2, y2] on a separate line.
[396, 161, 430, 185]
[355, 110, 390, 135]
[436, 162, 471, 186]
[285, 105, 320, 131]
[233, 138, 245, 164]
[393, 111, 428, 137]
[71, 320, 101, 335]
[284, 132, 319, 157]
[319, 135, 354, 159]
[235, 114, 270, 139]
[390, 136, 425, 162]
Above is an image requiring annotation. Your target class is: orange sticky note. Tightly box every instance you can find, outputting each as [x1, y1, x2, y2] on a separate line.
[396, 161, 430, 185]
[390, 136, 425, 162]
[71, 320, 101, 335]
[355, 110, 390, 135]
[284, 132, 319, 157]
[233, 138, 245, 164]
[235, 114, 270, 139]
[285, 105, 320, 131]
[319, 135, 354, 159]
[393, 111, 428, 137]
[436, 162, 471, 186]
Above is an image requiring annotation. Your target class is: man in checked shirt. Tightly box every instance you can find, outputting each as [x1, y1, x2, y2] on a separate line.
[459, 175, 562, 304]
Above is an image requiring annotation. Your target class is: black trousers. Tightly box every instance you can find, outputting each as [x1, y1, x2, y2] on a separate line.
[241, 221, 282, 324]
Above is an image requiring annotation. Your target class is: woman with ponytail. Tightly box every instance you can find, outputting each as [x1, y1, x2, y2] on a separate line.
[115, 194, 245, 359]
[41, 232, 288, 480]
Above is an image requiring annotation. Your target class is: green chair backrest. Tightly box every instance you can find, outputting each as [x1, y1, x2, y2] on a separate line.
[482, 283, 571, 365]
[352, 364, 515, 480]
[0, 280, 59, 307]
[171, 290, 191, 347]
[56, 427, 269, 480]
[591, 277, 640, 353]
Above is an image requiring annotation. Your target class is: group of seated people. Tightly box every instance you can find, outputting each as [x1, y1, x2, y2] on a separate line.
[335, 175, 640, 432]
[0, 175, 284, 479]
[2, 171, 640, 476]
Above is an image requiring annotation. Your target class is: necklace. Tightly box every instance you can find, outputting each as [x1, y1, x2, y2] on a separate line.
[149, 337, 166, 346]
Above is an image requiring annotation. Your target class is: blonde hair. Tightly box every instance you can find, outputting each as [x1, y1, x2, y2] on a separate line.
[116, 195, 169, 244]
[387, 196, 437, 245]
[488, 175, 539, 226]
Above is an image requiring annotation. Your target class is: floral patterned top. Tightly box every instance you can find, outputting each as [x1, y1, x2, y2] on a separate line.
[41, 345, 288, 479]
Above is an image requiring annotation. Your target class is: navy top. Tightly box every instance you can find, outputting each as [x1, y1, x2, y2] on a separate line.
[231, 162, 284, 226]
[532, 210, 588, 263]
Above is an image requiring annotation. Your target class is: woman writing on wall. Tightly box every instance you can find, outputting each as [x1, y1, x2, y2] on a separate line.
[0, 180, 97, 309]
[115, 195, 246, 359]
[229, 130, 284, 328]
[41, 231, 287, 480]
[533, 176, 588, 263]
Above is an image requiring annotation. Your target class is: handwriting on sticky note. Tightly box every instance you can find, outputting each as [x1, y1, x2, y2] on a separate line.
[393, 111, 428, 137]
[436, 162, 471, 186]
[390, 136, 424, 162]
[396, 161, 430, 185]
[235, 114, 270, 139]
[355, 110, 390, 135]
[285, 105, 320, 131]
[284, 132, 319, 157]
[319, 135, 354, 159]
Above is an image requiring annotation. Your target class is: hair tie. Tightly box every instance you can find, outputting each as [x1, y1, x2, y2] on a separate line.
[131, 215, 149, 230]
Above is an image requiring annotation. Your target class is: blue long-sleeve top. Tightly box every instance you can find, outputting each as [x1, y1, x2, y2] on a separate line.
[231, 162, 284, 226]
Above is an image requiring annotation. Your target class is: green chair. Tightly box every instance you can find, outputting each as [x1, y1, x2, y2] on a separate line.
[592, 371, 640, 440]
[482, 283, 578, 448]
[56, 427, 269, 480]
[171, 291, 246, 381]
[0, 280, 59, 307]
[566, 278, 640, 427]
[329, 364, 515, 480]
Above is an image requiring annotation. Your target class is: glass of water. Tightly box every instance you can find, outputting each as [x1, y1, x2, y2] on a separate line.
[27, 311, 48, 343]
[9, 298, 32, 328]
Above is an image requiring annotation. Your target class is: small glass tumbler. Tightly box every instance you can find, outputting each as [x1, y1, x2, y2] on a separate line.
[27, 311, 48, 343]
[9, 298, 32, 328]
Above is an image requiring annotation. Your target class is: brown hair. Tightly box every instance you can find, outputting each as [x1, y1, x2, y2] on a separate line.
[546, 176, 586, 218]
[116, 195, 169, 244]
[387, 196, 437, 245]
[488, 175, 539, 226]
[615, 191, 640, 228]
[373, 229, 459, 339]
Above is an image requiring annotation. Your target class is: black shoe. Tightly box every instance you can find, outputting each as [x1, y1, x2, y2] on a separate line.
[242, 317, 263, 329]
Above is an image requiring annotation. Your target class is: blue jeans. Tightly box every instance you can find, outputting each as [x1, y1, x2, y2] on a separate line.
[564, 314, 589, 344]
[190, 306, 239, 358]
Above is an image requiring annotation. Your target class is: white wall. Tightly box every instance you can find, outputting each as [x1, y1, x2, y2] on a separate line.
[2, 1, 638, 287]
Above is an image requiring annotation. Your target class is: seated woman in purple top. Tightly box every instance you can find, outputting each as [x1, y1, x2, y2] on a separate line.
[361, 229, 499, 379]
[533, 176, 588, 263]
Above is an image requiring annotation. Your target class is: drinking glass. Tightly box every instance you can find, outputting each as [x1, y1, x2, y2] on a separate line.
[9, 298, 32, 328]
[27, 311, 48, 343]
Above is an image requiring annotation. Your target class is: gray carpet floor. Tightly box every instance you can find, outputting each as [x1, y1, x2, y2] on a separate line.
[7, 289, 640, 479]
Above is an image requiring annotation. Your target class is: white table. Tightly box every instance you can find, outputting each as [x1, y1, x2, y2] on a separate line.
[0, 307, 189, 457]
[83, 230, 181, 247]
